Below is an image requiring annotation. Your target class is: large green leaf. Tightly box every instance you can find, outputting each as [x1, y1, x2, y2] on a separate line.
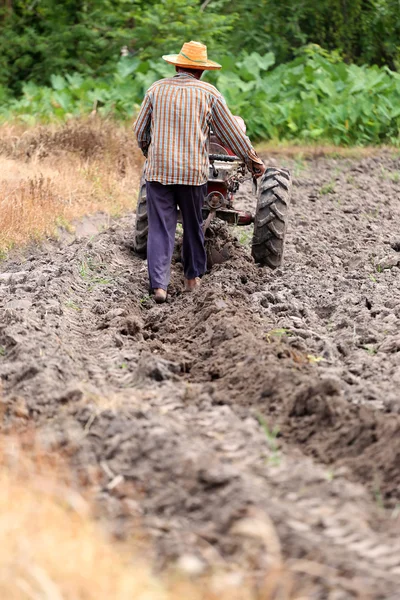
[50, 74, 66, 91]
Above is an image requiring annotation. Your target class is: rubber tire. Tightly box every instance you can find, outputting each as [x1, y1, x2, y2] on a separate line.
[251, 167, 291, 268]
[133, 176, 148, 258]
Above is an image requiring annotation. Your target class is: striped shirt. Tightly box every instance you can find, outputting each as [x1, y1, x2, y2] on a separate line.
[133, 73, 262, 186]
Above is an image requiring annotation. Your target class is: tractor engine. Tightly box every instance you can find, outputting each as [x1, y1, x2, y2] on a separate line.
[205, 116, 251, 225]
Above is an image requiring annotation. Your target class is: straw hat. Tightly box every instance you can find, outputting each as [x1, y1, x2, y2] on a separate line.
[162, 41, 221, 71]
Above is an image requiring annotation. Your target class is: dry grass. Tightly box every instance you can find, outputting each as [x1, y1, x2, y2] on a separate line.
[256, 140, 387, 159]
[0, 437, 166, 600]
[0, 436, 309, 600]
[0, 119, 142, 252]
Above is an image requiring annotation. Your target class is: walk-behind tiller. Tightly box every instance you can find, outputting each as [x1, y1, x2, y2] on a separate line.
[134, 118, 292, 268]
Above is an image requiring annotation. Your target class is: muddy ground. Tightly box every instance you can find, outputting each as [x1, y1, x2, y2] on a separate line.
[1, 152, 400, 598]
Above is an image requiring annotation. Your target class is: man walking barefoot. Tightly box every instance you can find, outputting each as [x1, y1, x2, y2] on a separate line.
[134, 41, 265, 304]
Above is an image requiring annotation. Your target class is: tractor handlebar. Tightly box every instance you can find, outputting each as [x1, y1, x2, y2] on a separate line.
[209, 153, 241, 163]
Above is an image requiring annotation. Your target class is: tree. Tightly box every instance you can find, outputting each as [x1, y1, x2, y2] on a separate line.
[0, 1, 139, 91]
[221, 0, 400, 67]
[0, 0, 235, 93]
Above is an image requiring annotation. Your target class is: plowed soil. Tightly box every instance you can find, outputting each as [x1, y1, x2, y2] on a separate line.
[1, 152, 400, 599]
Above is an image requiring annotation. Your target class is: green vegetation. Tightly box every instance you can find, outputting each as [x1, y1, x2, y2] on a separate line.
[2, 2, 400, 145]
[78, 256, 113, 288]
[65, 299, 81, 311]
[0, 0, 234, 94]
[363, 345, 378, 356]
[139, 294, 152, 305]
[307, 354, 325, 364]
[257, 415, 281, 465]
[320, 180, 336, 195]
[265, 328, 292, 342]
[3, 47, 400, 145]
[235, 226, 252, 246]
[2, 0, 400, 93]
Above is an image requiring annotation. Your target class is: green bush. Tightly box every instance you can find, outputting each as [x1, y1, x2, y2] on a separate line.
[214, 46, 400, 145]
[3, 46, 400, 146]
[2, 0, 400, 96]
[222, 0, 400, 69]
[0, 0, 234, 93]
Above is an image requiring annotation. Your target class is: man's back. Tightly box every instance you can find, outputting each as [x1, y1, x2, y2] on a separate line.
[134, 72, 260, 186]
[134, 72, 220, 186]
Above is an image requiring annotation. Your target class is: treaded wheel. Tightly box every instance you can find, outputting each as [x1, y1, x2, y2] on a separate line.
[251, 167, 291, 268]
[133, 176, 148, 257]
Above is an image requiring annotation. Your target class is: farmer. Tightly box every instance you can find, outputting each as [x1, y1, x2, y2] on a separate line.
[134, 41, 265, 303]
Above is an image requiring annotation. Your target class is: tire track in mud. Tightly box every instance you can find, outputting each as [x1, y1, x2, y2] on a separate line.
[1, 154, 400, 598]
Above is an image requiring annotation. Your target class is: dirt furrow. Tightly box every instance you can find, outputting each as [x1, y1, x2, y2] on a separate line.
[1, 153, 400, 598]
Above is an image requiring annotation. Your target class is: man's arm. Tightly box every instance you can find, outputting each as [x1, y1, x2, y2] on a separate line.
[133, 93, 152, 157]
[211, 95, 265, 177]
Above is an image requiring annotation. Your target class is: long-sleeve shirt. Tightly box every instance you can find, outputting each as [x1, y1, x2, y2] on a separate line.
[133, 72, 262, 186]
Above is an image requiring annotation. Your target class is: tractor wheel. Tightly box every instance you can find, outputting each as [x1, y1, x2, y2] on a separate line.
[133, 177, 148, 257]
[251, 167, 291, 268]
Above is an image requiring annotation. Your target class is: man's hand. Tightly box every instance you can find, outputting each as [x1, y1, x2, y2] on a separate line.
[251, 160, 266, 179]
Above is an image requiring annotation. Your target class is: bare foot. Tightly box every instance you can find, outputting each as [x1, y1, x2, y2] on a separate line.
[154, 288, 167, 303]
[184, 277, 201, 292]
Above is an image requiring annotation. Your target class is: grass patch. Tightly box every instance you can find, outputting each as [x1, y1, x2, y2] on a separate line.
[256, 141, 384, 160]
[234, 226, 253, 246]
[382, 168, 400, 183]
[320, 180, 336, 195]
[78, 255, 113, 290]
[257, 415, 281, 466]
[265, 328, 292, 343]
[65, 299, 81, 311]
[362, 345, 377, 356]
[0, 119, 141, 253]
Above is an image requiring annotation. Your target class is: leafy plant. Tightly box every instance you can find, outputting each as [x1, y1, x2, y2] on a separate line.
[381, 167, 400, 182]
[362, 345, 377, 355]
[78, 256, 112, 289]
[320, 181, 336, 195]
[234, 226, 252, 246]
[0, 0, 234, 94]
[65, 299, 81, 312]
[265, 328, 292, 342]
[307, 354, 325, 364]
[3, 47, 400, 146]
[139, 294, 152, 305]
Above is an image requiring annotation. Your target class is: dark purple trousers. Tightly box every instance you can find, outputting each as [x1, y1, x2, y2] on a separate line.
[146, 181, 207, 290]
